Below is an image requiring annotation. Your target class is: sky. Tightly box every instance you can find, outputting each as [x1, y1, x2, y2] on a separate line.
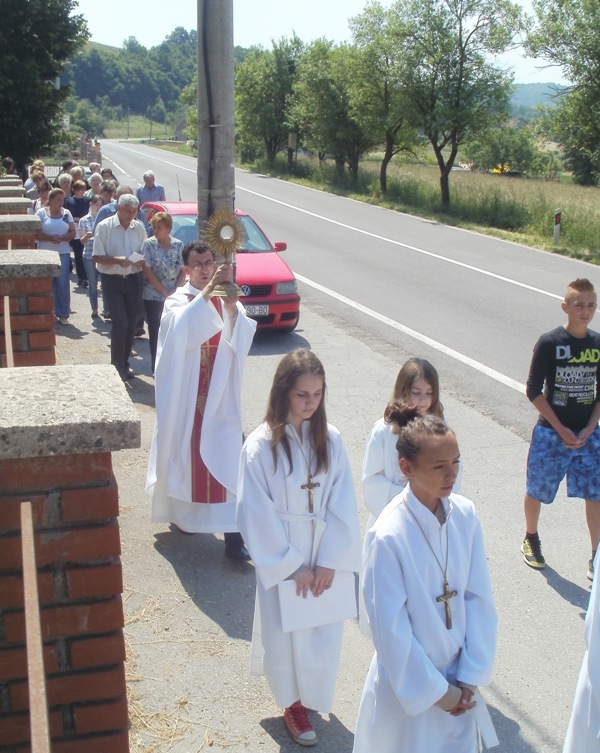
[72, 0, 566, 85]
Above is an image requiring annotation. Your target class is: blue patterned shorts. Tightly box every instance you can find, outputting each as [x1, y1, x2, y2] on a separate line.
[526, 424, 600, 504]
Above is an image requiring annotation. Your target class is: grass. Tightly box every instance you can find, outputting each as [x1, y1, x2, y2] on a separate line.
[103, 115, 172, 141]
[244, 153, 600, 263]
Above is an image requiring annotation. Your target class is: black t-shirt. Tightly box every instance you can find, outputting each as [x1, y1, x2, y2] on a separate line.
[526, 326, 600, 432]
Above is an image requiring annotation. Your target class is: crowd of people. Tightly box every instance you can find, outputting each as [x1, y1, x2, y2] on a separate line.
[21, 157, 174, 380]
[9, 153, 600, 751]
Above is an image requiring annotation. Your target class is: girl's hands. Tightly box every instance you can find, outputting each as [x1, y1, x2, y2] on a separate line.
[312, 566, 335, 597]
[292, 565, 335, 597]
[448, 687, 476, 716]
[293, 565, 314, 598]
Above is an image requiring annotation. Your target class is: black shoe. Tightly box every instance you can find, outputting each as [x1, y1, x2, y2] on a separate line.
[225, 543, 251, 561]
[102, 311, 111, 320]
[134, 328, 145, 337]
[119, 369, 134, 382]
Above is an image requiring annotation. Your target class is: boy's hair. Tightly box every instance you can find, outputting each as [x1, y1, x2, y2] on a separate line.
[386, 401, 454, 461]
[265, 348, 329, 475]
[565, 278, 595, 302]
[392, 358, 444, 418]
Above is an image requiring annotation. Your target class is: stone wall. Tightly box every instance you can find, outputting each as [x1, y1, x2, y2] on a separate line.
[0, 250, 59, 367]
[0, 365, 140, 752]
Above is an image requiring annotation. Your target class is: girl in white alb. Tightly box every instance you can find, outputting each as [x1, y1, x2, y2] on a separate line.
[353, 404, 497, 753]
[237, 348, 360, 747]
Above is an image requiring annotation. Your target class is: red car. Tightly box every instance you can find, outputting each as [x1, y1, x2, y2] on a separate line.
[141, 201, 300, 332]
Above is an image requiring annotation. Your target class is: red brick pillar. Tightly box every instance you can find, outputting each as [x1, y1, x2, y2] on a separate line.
[0, 365, 141, 753]
[0, 249, 59, 367]
[0, 215, 40, 250]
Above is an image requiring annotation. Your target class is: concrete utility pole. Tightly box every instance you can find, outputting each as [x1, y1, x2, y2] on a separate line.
[197, 0, 235, 253]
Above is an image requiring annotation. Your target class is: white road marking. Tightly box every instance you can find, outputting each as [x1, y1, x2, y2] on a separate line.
[296, 273, 526, 393]
[237, 186, 563, 302]
[103, 143, 542, 391]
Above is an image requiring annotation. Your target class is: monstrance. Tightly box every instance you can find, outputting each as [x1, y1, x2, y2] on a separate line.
[204, 207, 246, 298]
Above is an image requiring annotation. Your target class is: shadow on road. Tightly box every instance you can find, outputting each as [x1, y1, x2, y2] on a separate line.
[260, 711, 354, 752]
[153, 526, 255, 641]
[538, 566, 590, 613]
[489, 701, 557, 752]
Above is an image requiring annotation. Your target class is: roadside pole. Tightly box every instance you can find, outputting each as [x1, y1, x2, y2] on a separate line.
[197, 0, 235, 261]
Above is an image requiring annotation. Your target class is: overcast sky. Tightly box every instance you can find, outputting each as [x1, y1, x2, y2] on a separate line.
[73, 0, 566, 85]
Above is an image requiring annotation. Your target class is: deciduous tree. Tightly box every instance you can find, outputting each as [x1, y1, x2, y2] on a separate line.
[235, 36, 303, 163]
[389, 0, 523, 208]
[0, 0, 88, 166]
[290, 40, 373, 180]
[526, 0, 600, 184]
[348, 2, 422, 192]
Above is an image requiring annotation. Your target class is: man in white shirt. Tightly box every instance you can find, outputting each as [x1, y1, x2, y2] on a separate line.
[93, 194, 146, 381]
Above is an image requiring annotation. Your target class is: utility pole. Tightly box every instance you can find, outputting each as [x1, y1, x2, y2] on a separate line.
[197, 0, 235, 256]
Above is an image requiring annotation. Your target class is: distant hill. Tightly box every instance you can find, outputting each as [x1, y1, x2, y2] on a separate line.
[512, 83, 566, 108]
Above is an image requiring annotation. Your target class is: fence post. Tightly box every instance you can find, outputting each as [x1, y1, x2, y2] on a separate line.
[20, 501, 51, 753]
[554, 208, 561, 244]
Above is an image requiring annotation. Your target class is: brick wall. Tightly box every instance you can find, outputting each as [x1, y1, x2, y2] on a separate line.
[0, 251, 58, 368]
[0, 366, 141, 753]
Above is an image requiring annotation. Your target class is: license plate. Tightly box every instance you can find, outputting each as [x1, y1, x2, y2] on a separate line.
[244, 305, 269, 316]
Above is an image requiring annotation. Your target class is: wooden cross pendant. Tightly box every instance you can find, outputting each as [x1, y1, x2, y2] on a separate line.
[436, 580, 458, 630]
[301, 475, 320, 513]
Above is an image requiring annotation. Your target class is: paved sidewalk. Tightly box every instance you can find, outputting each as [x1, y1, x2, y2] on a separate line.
[54, 275, 585, 753]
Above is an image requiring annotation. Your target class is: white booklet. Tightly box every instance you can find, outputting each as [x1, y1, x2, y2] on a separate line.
[277, 571, 357, 633]
[128, 251, 144, 263]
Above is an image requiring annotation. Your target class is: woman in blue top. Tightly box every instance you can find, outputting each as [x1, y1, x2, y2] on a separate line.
[142, 212, 185, 373]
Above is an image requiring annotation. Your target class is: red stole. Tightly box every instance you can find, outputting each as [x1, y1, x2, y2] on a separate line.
[189, 296, 227, 504]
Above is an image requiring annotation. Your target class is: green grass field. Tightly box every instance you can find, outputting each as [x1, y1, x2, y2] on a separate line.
[245, 153, 600, 263]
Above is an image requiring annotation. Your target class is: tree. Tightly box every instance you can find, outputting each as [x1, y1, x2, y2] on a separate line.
[526, 0, 600, 184]
[0, 0, 89, 166]
[466, 124, 545, 175]
[389, 0, 524, 208]
[290, 41, 374, 180]
[348, 2, 422, 192]
[235, 36, 303, 163]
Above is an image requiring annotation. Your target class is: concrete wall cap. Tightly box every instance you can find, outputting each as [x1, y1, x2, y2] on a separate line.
[0, 248, 61, 278]
[0, 214, 41, 236]
[0, 365, 141, 458]
[0, 197, 31, 213]
[0, 187, 26, 198]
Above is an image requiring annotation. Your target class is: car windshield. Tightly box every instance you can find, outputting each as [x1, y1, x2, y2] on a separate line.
[169, 213, 272, 253]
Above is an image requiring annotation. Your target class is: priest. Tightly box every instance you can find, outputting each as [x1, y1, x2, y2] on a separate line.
[146, 240, 256, 560]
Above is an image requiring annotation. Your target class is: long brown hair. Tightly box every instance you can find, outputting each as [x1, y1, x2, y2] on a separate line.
[392, 358, 444, 418]
[265, 349, 329, 475]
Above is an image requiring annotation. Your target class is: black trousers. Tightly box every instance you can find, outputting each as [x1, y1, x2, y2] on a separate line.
[143, 298, 164, 374]
[70, 238, 87, 282]
[101, 272, 143, 376]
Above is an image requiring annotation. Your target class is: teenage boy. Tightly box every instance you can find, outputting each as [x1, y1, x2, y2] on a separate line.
[522, 278, 600, 580]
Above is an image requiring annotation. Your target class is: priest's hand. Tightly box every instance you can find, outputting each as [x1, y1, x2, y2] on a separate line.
[311, 566, 335, 597]
[294, 566, 315, 598]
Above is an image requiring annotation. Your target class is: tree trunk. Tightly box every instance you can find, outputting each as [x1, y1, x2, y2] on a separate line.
[431, 142, 450, 210]
[347, 155, 359, 183]
[380, 130, 395, 194]
[335, 155, 345, 177]
[439, 171, 450, 209]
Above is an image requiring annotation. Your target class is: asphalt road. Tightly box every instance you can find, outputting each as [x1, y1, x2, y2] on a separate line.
[68, 139, 599, 752]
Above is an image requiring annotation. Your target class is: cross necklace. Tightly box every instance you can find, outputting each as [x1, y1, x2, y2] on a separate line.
[290, 427, 320, 513]
[404, 500, 457, 630]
